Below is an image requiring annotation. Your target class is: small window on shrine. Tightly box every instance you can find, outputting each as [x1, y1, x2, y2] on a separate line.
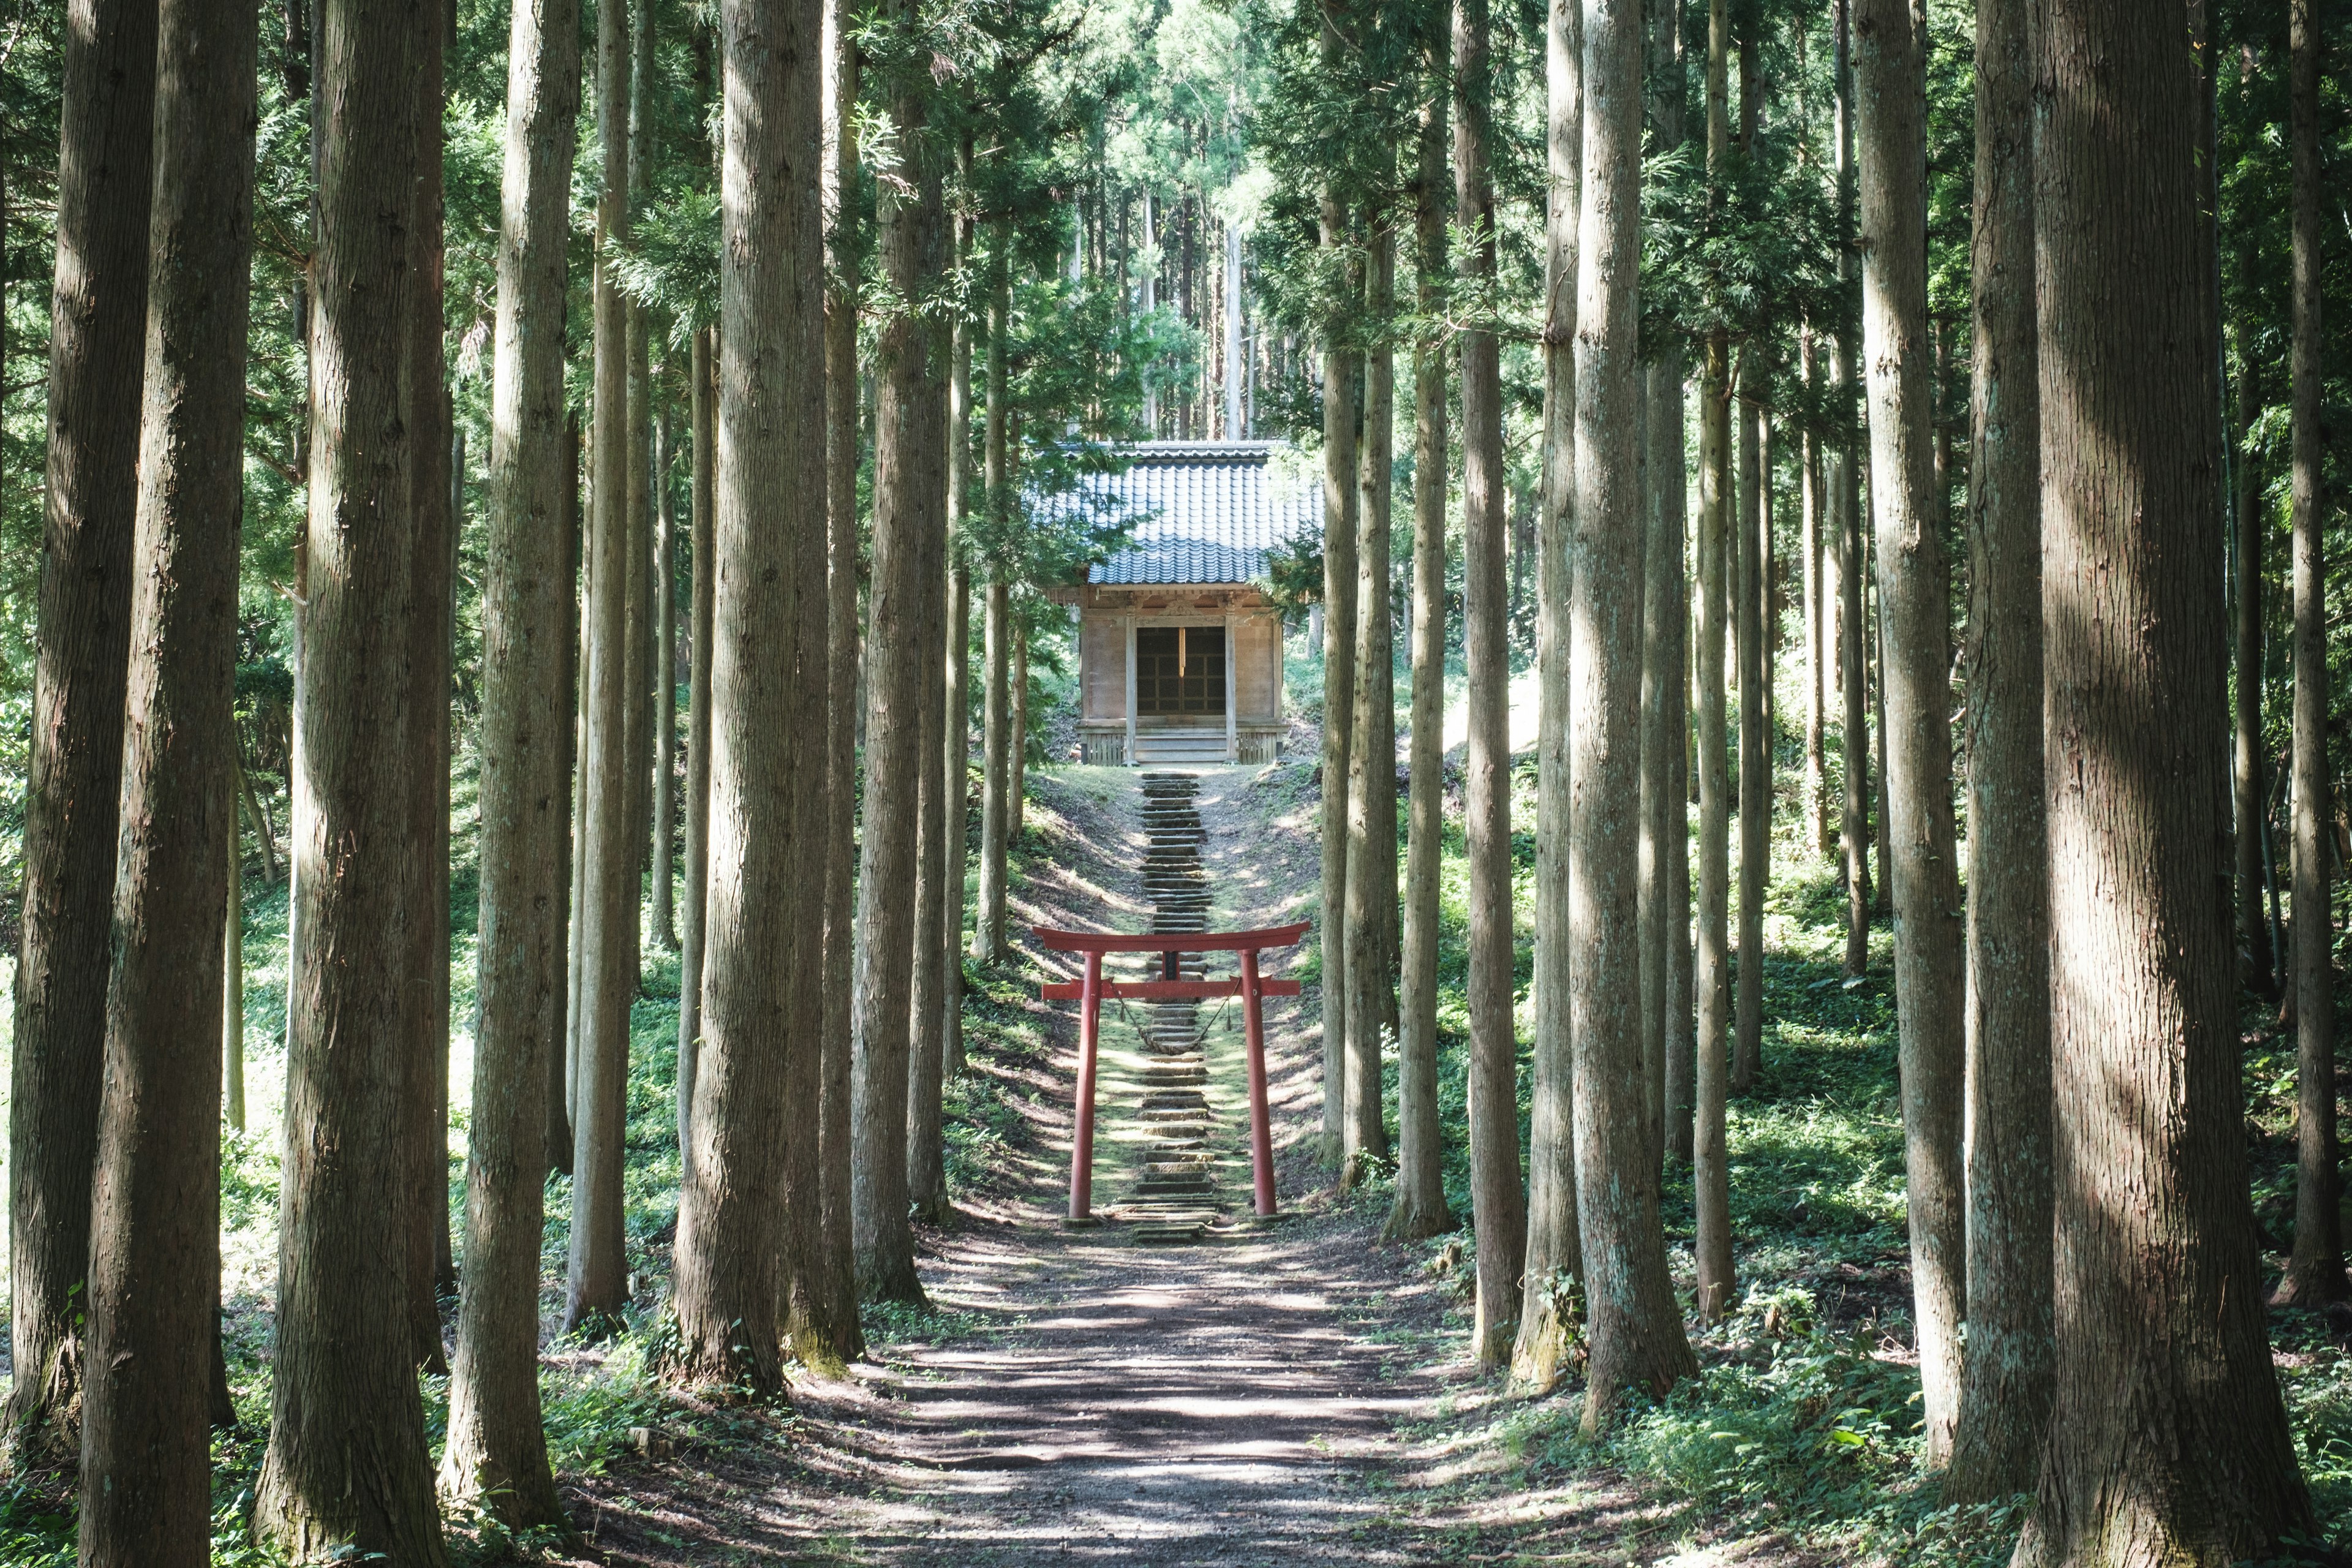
[1135, 625, 1226, 716]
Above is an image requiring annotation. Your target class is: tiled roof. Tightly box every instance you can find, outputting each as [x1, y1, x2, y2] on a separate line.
[1037, 441, 1319, 587]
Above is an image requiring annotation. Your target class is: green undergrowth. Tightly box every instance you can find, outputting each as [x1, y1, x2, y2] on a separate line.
[1327, 707, 2352, 1562]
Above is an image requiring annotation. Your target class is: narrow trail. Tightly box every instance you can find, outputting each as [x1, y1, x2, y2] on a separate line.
[562, 763, 1701, 1567]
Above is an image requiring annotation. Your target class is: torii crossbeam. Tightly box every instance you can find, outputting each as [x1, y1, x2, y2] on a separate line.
[1033, 921, 1308, 1223]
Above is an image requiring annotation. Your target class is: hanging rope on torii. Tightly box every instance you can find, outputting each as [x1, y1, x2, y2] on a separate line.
[1032, 921, 1308, 1223]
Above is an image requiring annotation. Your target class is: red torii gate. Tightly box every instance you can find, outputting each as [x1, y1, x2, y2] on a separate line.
[1033, 921, 1308, 1224]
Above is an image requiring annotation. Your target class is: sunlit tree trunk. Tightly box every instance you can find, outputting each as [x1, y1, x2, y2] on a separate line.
[1342, 224, 1397, 1186]
[653, 407, 680, 951]
[670, 0, 826, 1393]
[1514, 0, 1581, 1389]
[1387, 63, 1453, 1245]
[974, 218, 1012, 966]
[679, 332, 714, 1153]
[1692, 0, 1733, 1325]
[1648, 0, 1691, 1172]
[1009, 623, 1030, 835]
[1854, 0, 1964, 1464]
[804, 0, 865, 1368]
[440, 0, 579, 1518]
[1942, 0, 2049, 1500]
[2018, 1, 2315, 1555]
[76, 1, 253, 1551]
[1457, 0, 1523, 1368]
[1834, 0, 1871, 975]
[550, 418, 582, 1178]
[852, 2, 944, 1302]
[254, 0, 447, 1547]
[1317, 173, 1360, 1163]
[4, 0, 154, 1466]
[1569, 0, 1695, 1430]
[567, 0, 635, 1336]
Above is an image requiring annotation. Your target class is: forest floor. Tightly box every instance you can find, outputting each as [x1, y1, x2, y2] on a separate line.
[541, 763, 1764, 1568]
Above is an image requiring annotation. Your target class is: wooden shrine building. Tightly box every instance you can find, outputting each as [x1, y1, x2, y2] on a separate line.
[1044, 441, 1314, 767]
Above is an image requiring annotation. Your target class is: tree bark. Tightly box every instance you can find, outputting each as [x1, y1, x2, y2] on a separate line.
[568, 0, 635, 1338]
[404, 0, 454, 1376]
[1734, 363, 1764, 1095]
[1693, 0, 1733, 1325]
[1387, 62, 1453, 1244]
[1942, 0, 2049, 1499]
[974, 217, 1012, 965]
[679, 330, 715, 1156]
[225, 818, 247, 1134]
[1009, 623, 1030, 836]
[1570, 0, 1695, 1430]
[253, 0, 447, 1547]
[1342, 223, 1397, 1186]
[4, 0, 155, 1466]
[1834, 0, 1871, 974]
[2276, 0, 2343, 1310]
[653, 406, 679, 951]
[2233, 347, 2272, 994]
[805, 0, 865, 1368]
[551, 418, 582, 1180]
[1513, 0, 1581, 1388]
[2018, 1, 2315, 1555]
[1648, 0, 1691, 1174]
[906, 295, 960, 1224]
[1456, 0, 1523, 1368]
[1801, 326, 1831, 861]
[1317, 178, 1360, 1164]
[670, 0, 827, 1394]
[851, 6, 944, 1303]
[76, 1, 253, 1551]
[1853, 0, 1965, 1466]
[440, 0, 579, 1519]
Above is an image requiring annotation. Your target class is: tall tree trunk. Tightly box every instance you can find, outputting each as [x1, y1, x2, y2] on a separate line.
[903, 365, 952, 1224]
[405, 0, 454, 1376]
[679, 331, 715, 1155]
[1388, 62, 1453, 1244]
[1342, 223, 1397, 1186]
[851, 6, 944, 1303]
[568, 0, 634, 1337]
[1854, 0, 1964, 1466]
[2277, 0, 2343, 1310]
[1649, 0, 1691, 1172]
[1801, 326, 1830, 861]
[439, 0, 579, 1518]
[1514, 0, 1581, 1389]
[653, 407, 679, 951]
[1942, 0, 2049, 1499]
[2018, 1, 2315, 1554]
[2233, 349, 2272, 994]
[1734, 363, 1765, 1095]
[551, 418, 582, 1178]
[4, 0, 155, 1466]
[225, 820, 247, 1133]
[806, 0, 865, 1368]
[1317, 179, 1360, 1164]
[1692, 0, 1733, 1325]
[942, 266, 973, 1081]
[1457, 0, 1523, 1368]
[1009, 623, 1030, 835]
[1834, 0, 1871, 974]
[76, 1, 253, 1551]
[254, 0, 447, 1547]
[670, 0, 826, 1393]
[1570, 0, 1695, 1429]
[974, 222, 1012, 966]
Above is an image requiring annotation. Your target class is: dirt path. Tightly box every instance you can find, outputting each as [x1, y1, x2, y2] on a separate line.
[557, 761, 1716, 1568]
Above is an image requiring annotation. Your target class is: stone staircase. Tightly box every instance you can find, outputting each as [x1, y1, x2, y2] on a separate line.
[1125, 773, 1220, 1243]
[1129, 725, 1232, 767]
